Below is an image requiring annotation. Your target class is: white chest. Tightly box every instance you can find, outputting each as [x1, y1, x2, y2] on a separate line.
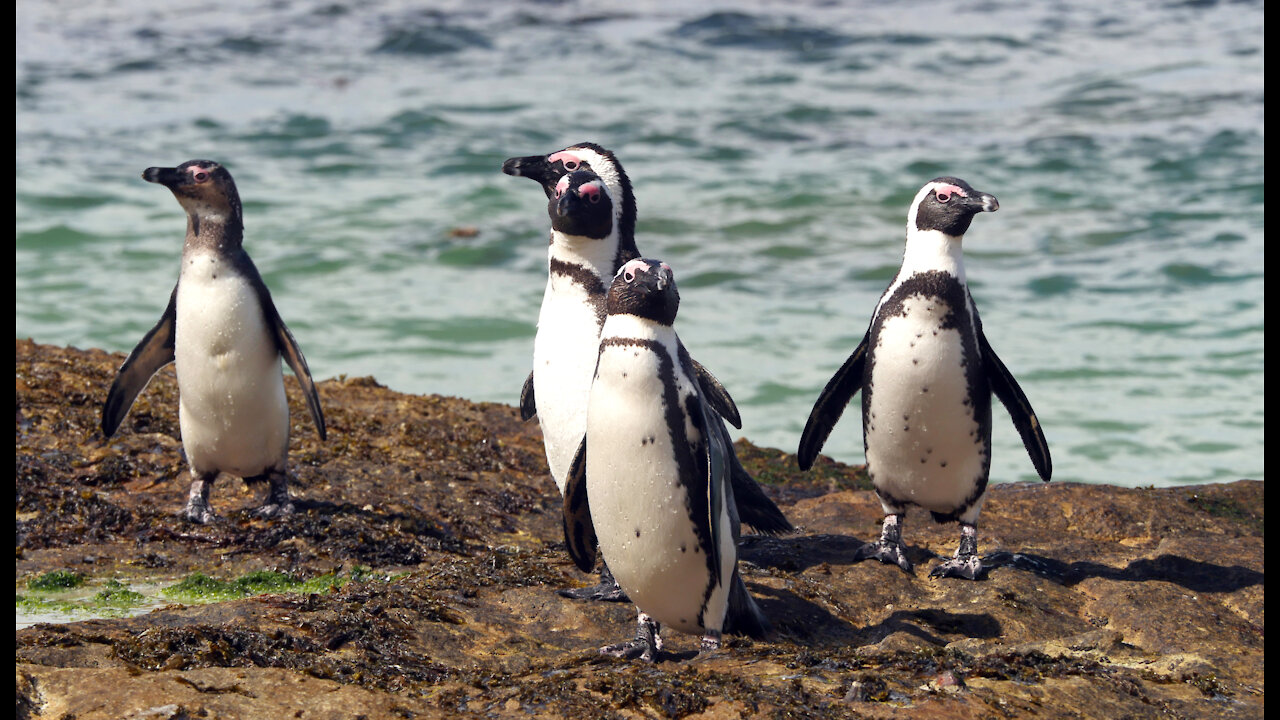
[533, 277, 605, 492]
[865, 293, 988, 513]
[174, 251, 288, 476]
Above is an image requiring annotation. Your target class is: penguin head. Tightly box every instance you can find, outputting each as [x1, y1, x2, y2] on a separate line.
[142, 160, 243, 225]
[549, 170, 614, 240]
[503, 142, 636, 246]
[607, 258, 679, 326]
[908, 177, 998, 238]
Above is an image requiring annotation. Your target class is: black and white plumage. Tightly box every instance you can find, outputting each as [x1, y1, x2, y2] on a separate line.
[502, 143, 792, 599]
[563, 258, 770, 660]
[797, 177, 1051, 580]
[102, 160, 325, 523]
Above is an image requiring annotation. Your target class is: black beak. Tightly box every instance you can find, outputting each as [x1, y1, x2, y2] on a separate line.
[142, 167, 185, 187]
[502, 154, 559, 197]
[965, 192, 999, 213]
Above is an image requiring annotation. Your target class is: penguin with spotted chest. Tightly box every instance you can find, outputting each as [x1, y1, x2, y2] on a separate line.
[102, 160, 326, 523]
[797, 177, 1051, 580]
[563, 258, 770, 660]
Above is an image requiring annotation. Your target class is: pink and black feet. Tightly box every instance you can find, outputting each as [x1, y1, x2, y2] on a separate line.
[929, 522, 985, 580]
[182, 466, 295, 524]
[557, 561, 629, 603]
[854, 512, 913, 573]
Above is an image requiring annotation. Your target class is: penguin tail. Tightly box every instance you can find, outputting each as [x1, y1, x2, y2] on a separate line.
[728, 450, 794, 535]
[723, 571, 771, 640]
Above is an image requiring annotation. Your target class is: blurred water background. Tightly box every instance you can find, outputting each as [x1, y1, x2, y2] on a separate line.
[16, 0, 1262, 488]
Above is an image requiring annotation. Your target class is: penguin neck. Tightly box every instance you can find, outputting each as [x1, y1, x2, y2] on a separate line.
[601, 312, 674, 344]
[900, 228, 967, 284]
[182, 203, 244, 255]
[549, 228, 619, 282]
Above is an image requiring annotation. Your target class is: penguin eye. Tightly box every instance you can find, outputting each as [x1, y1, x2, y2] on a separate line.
[563, 160, 579, 171]
[588, 192, 600, 204]
[194, 171, 209, 182]
[623, 270, 635, 282]
[936, 190, 951, 203]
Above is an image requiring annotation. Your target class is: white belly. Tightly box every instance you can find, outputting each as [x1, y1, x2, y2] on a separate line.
[175, 252, 289, 477]
[865, 295, 988, 515]
[586, 338, 731, 635]
[533, 280, 603, 493]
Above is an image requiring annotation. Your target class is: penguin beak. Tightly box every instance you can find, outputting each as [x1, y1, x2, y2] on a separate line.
[502, 154, 559, 198]
[964, 192, 999, 213]
[142, 167, 186, 188]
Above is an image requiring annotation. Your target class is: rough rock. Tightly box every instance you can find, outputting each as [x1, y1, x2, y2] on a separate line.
[15, 339, 1264, 719]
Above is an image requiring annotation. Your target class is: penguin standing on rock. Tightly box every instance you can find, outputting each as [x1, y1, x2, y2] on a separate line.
[503, 143, 792, 601]
[563, 258, 771, 660]
[102, 160, 326, 523]
[797, 177, 1051, 580]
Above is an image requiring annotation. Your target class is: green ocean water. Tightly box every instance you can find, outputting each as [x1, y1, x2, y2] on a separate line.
[16, 0, 1263, 488]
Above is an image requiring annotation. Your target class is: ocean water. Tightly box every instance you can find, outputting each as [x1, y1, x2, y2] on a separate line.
[16, 0, 1262, 488]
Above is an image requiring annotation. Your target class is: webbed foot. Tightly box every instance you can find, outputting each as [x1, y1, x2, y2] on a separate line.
[929, 522, 986, 580]
[854, 539, 913, 572]
[558, 561, 630, 602]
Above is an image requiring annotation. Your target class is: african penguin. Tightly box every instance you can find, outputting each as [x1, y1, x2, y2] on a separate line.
[562, 258, 770, 660]
[502, 143, 792, 601]
[102, 160, 326, 523]
[797, 177, 1051, 580]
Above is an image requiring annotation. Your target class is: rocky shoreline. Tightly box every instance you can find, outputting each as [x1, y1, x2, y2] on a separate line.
[15, 339, 1264, 719]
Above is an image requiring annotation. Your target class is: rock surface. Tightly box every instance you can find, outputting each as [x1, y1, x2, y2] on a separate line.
[15, 339, 1265, 719]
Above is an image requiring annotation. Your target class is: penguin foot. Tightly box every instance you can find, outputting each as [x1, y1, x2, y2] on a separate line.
[853, 540, 913, 573]
[181, 499, 217, 525]
[693, 631, 722, 659]
[251, 500, 296, 519]
[557, 579, 630, 602]
[929, 554, 986, 580]
[600, 638, 659, 662]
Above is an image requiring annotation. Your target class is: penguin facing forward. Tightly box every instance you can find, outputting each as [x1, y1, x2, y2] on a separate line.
[502, 144, 792, 602]
[102, 160, 326, 523]
[563, 258, 770, 660]
[797, 177, 1051, 580]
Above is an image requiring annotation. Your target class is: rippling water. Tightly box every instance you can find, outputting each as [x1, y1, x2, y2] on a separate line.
[16, 0, 1263, 487]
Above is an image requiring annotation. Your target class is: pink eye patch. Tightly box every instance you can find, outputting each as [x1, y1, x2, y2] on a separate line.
[555, 174, 570, 198]
[935, 183, 966, 203]
[548, 151, 584, 172]
[578, 181, 602, 203]
[618, 258, 650, 283]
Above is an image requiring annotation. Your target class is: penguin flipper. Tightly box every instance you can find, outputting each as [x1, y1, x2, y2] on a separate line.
[244, 262, 327, 442]
[519, 371, 536, 421]
[102, 285, 178, 438]
[979, 329, 1051, 482]
[561, 439, 597, 573]
[697, 395, 728, 587]
[797, 337, 867, 470]
[690, 358, 741, 429]
[725, 431, 794, 535]
[724, 570, 771, 639]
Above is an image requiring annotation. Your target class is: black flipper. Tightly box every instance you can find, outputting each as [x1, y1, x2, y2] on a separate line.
[691, 358, 741, 429]
[979, 329, 1051, 482]
[245, 258, 326, 441]
[519, 370, 536, 421]
[723, 425, 793, 534]
[796, 337, 868, 470]
[102, 285, 178, 438]
[561, 439, 596, 573]
[696, 394, 727, 588]
[723, 570, 771, 639]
